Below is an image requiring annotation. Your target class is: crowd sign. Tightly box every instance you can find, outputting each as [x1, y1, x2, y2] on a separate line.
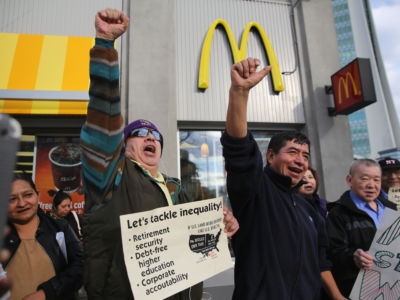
[120, 197, 232, 300]
[350, 208, 400, 299]
[388, 187, 400, 210]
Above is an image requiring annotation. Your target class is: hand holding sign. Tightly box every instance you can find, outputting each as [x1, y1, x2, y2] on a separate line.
[353, 249, 373, 270]
[350, 209, 400, 299]
[223, 205, 239, 238]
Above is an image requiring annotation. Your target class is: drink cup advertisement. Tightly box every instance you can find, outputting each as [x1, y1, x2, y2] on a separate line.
[35, 136, 84, 216]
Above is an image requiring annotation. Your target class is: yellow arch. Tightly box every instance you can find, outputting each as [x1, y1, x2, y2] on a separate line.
[338, 72, 358, 104]
[198, 19, 284, 92]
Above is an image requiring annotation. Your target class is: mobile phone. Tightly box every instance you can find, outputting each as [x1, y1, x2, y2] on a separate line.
[0, 114, 21, 249]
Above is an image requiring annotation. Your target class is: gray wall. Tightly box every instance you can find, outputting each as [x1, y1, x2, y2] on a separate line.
[295, 0, 354, 200]
[175, 0, 304, 123]
[128, 0, 179, 176]
[0, 0, 122, 36]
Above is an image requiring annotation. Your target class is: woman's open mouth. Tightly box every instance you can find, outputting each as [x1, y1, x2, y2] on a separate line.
[144, 145, 156, 153]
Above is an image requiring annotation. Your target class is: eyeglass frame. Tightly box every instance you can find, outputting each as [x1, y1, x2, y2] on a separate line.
[128, 127, 162, 142]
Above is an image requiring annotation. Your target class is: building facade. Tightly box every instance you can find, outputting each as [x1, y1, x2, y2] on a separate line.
[0, 0, 353, 206]
[332, 0, 400, 158]
[1, 0, 359, 297]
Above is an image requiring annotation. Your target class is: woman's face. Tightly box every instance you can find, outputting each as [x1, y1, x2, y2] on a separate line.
[55, 198, 72, 218]
[8, 179, 39, 225]
[299, 169, 317, 198]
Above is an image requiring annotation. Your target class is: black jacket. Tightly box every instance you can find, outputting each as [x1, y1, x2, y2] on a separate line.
[64, 211, 82, 239]
[326, 191, 397, 297]
[305, 194, 328, 219]
[221, 131, 328, 300]
[4, 208, 83, 300]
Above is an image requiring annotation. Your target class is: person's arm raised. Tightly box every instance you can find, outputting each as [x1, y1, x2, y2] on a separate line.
[226, 58, 271, 138]
[80, 9, 129, 191]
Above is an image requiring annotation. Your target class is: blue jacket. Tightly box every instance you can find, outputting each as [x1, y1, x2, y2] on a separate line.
[221, 131, 328, 300]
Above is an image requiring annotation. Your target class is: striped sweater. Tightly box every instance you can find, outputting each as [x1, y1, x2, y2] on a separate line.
[80, 38, 124, 211]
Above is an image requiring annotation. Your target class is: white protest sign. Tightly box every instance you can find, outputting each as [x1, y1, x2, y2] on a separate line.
[389, 186, 400, 210]
[350, 208, 400, 299]
[120, 197, 233, 300]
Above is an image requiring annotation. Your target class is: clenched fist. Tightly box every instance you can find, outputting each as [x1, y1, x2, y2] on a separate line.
[95, 8, 129, 40]
[230, 58, 272, 92]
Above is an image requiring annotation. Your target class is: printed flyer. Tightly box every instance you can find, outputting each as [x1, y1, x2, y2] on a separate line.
[389, 186, 400, 210]
[120, 197, 233, 300]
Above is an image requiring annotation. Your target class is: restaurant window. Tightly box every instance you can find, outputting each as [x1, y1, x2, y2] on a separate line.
[179, 130, 273, 207]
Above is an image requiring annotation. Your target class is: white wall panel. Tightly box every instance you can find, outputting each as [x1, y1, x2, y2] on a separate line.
[0, 0, 122, 37]
[176, 0, 304, 124]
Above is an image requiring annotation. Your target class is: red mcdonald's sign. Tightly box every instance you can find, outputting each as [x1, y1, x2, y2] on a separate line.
[330, 58, 376, 115]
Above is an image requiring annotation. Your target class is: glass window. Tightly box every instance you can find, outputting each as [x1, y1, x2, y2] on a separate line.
[179, 130, 273, 208]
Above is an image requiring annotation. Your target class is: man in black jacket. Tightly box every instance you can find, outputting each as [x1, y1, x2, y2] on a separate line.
[221, 58, 329, 299]
[326, 158, 397, 297]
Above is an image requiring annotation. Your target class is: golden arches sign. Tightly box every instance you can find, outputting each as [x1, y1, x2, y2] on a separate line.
[337, 72, 359, 105]
[198, 19, 284, 92]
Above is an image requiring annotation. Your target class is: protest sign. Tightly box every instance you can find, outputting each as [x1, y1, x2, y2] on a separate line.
[120, 197, 233, 300]
[389, 187, 400, 210]
[349, 208, 400, 299]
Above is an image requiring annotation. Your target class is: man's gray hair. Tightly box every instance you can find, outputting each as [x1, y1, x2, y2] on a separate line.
[349, 158, 381, 175]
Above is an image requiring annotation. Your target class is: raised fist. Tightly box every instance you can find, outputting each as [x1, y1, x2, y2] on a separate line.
[95, 8, 129, 40]
[230, 58, 272, 92]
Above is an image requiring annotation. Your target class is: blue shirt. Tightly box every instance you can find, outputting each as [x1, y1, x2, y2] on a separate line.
[350, 191, 385, 229]
[380, 189, 388, 200]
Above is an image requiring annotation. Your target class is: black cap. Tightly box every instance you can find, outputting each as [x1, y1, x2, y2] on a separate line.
[378, 157, 400, 170]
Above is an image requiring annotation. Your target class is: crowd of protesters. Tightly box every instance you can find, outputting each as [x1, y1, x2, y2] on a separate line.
[1, 7, 400, 300]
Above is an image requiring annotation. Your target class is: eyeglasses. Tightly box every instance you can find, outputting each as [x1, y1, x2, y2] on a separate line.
[128, 128, 162, 142]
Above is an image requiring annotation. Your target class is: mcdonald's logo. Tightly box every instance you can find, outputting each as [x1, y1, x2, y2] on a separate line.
[198, 19, 284, 92]
[337, 72, 359, 105]
[330, 58, 376, 116]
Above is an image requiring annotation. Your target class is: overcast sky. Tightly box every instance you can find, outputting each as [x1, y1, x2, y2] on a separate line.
[370, 0, 400, 120]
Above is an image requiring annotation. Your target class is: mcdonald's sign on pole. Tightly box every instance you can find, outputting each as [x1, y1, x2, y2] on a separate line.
[330, 58, 376, 115]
